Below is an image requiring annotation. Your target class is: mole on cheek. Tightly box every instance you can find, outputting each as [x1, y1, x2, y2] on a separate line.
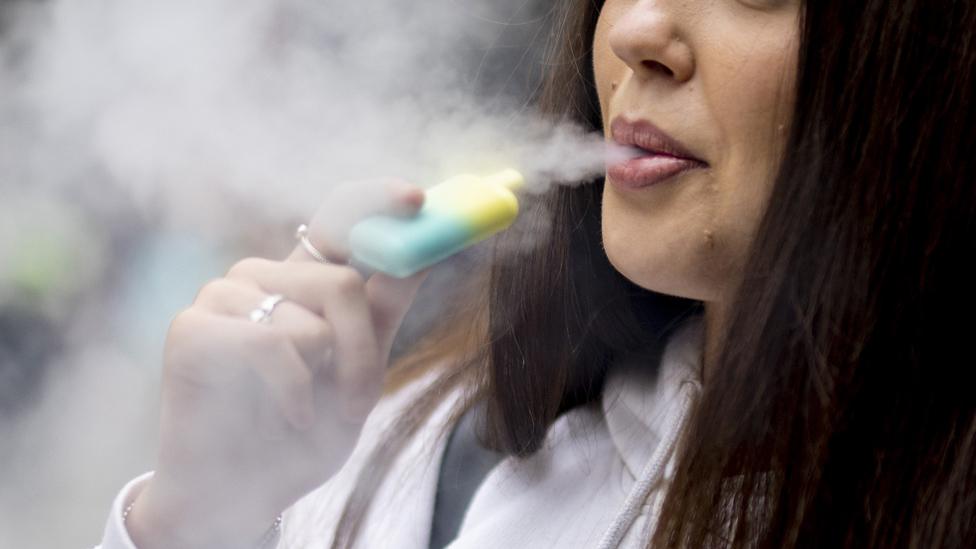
[611, 81, 619, 91]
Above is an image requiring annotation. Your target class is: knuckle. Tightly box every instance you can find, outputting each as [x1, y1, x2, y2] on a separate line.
[168, 307, 202, 338]
[227, 257, 271, 279]
[312, 320, 334, 346]
[164, 310, 212, 373]
[194, 278, 229, 304]
[331, 267, 365, 295]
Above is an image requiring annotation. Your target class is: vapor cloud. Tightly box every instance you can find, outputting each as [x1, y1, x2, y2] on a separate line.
[0, 1, 610, 545]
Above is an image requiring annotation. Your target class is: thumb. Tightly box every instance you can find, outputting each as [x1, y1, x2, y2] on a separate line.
[365, 267, 432, 356]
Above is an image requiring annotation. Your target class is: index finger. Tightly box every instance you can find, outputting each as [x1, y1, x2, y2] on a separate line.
[287, 178, 425, 264]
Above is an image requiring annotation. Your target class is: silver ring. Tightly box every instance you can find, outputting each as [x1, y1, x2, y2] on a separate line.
[295, 224, 329, 263]
[249, 294, 285, 324]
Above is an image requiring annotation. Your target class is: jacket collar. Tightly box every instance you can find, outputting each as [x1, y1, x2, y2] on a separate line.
[601, 315, 705, 480]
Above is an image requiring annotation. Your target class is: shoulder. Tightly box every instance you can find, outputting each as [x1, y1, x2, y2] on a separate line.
[281, 358, 465, 547]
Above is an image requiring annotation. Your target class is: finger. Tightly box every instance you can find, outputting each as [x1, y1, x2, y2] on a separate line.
[317, 269, 384, 418]
[167, 310, 316, 430]
[194, 277, 334, 373]
[286, 178, 425, 263]
[226, 258, 357, 317]
[225, 259, 383, 413]
[238, 319, 317, 431]
[366, 268, 432, 356]
[225, 258, 429, 376]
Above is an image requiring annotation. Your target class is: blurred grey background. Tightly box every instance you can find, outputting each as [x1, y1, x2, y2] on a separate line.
[0, 0, 552, 545]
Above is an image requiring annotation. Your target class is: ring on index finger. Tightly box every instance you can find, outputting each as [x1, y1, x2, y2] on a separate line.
[295, 224, 331, 264]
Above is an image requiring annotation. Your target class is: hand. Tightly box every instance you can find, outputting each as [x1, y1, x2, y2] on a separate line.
[127, 179, 429, 549]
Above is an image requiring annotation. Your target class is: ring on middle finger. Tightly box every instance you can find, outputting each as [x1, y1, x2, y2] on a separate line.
[249, 294, 286, 325]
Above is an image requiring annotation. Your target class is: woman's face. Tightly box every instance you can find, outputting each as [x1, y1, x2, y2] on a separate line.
[594, 0, 800, 302]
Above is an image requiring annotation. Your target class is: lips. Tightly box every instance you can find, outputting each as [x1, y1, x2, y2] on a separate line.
[607, 117, 707, 190]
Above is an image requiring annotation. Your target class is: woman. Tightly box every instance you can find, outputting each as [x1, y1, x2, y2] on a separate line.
[97, 0, 976, 547]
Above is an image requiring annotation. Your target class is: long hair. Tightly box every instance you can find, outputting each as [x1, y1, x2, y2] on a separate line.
[652, 0, 976, 546]
[479, 3, 702, 457]
[331, 0, 976, 547]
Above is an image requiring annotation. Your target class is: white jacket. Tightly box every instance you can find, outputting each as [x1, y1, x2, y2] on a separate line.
[96, 315, 704, 549]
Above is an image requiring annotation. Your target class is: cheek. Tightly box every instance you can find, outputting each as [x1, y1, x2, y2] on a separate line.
[691, 28, 798, 279]
[593, 5, 628, 122]
[701, 16, 797, 190]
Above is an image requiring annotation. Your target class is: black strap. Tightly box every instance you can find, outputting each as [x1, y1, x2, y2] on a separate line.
[428, 401, 505, 549]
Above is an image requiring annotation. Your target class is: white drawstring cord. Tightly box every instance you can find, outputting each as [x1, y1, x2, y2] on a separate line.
[595, 381, 699, 549]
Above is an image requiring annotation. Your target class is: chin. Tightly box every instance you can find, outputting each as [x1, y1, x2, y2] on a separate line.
[602, 229, 714, 302]
[607, 250, 682, 297]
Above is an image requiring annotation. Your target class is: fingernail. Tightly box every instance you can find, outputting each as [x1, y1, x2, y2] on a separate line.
[390, 182, 423, 206]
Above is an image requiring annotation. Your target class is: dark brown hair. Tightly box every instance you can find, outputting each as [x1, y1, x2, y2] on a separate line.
[333, 0, 976, 547]
[654, 0, 976, 546]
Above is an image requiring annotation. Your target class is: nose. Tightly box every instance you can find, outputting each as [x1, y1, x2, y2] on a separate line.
[607, 3, 694, 83]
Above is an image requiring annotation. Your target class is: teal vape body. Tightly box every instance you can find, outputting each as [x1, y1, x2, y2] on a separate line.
[348, 169, 524, 278]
